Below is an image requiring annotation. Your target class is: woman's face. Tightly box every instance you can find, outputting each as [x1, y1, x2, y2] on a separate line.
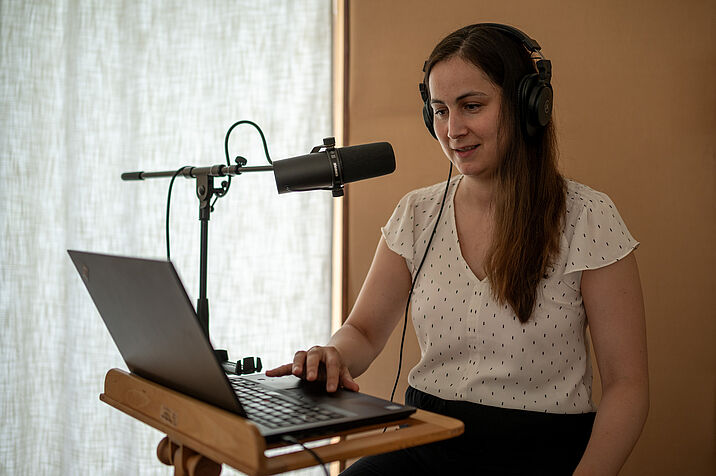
[428, 56, 503, 179]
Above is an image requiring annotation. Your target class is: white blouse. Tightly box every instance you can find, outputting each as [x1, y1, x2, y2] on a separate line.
[381, 175, 638, 413]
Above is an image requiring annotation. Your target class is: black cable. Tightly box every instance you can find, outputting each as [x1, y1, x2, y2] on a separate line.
[166, 166, 191, 261]
[224, 120, 272, 165]
[221, 120, 273, 197]
[389, 162, 453, 403]
[279, 435, 329, 476]
[165, 121, 272, 261]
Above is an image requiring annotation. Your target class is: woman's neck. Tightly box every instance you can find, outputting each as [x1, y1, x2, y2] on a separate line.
[456, 173, 497, 212]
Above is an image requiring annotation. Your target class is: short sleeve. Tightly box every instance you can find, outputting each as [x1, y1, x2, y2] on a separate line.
[381, 191, 416, 271]
[564, 186, 639, 275]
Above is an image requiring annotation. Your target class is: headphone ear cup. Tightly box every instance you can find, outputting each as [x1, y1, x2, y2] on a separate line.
[532, 82, 553, 128]
[423, 103, 437, 140]
[519, 73, 553, 137]
[419, 82, 438, 140]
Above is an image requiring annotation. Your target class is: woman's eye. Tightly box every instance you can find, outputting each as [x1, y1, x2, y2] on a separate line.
[465, 103, 482, 111]
[433, 108, 447, 117]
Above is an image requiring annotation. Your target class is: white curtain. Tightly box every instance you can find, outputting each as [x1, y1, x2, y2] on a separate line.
[0, 1, 333, 475]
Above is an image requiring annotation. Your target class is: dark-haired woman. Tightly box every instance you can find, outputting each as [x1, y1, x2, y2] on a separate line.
[268, 24, 648, 475]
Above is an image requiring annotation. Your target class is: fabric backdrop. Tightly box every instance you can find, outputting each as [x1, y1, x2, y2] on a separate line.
[0, 1, 333, 474]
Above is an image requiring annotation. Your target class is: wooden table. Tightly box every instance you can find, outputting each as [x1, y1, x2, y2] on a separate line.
[101, 368, 464, 475]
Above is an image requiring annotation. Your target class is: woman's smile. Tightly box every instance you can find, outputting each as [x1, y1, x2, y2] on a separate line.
[452, 143, 481, 159]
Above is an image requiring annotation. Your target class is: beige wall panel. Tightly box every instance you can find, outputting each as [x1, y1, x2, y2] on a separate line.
[344, 0, 715, 474]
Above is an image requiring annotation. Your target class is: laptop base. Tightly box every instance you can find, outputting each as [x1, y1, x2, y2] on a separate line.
[101, 368, 464, 475]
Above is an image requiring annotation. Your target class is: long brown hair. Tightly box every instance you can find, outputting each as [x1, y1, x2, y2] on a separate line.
[424, 24, 566, 322]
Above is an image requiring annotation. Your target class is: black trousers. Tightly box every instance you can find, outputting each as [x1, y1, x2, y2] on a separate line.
[341, 387, 595, 476]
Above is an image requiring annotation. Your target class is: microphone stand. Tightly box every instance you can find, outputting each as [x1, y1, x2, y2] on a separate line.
[121, 162, 272, 367]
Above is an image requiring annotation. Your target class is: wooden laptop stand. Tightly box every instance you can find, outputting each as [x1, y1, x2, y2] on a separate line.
[101, 368, 464, 475]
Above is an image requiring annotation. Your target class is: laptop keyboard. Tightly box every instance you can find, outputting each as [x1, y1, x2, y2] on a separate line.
[229, 376, 344, 429]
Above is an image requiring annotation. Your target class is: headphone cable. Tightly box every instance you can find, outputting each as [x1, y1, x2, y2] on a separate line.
[279, 435, 329, 476]
[389, 162, 453, 403]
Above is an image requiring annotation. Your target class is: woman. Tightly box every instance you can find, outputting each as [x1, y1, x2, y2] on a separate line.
[268, 24, 648, 475]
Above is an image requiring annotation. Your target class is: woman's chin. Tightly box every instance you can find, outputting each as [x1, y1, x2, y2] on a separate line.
[454, 163, 498, 181]
[451, 160, 485, 176]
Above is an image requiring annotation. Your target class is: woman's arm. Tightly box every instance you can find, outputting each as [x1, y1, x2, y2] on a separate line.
[574, 252, 649, 475]
[266, 237, 413, 392]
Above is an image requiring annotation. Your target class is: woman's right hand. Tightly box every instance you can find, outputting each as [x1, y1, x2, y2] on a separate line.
[265, 345, 360, 393]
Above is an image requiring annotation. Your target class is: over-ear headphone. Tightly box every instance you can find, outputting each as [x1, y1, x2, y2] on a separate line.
[419, 23, 553, 139]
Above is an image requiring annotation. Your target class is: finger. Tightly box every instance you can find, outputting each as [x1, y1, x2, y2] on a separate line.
[304, 347, 325, 381]
[265, 363, 293, 377]
[324, 350, 341, 392]
[292, 350, 308, 377]
[340, 367, 360, 392]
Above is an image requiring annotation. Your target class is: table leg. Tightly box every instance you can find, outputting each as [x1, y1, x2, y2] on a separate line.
[157, 436, 222, 476]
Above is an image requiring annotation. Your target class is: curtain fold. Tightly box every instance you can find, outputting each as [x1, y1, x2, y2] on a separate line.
[1, 2, 333, 475]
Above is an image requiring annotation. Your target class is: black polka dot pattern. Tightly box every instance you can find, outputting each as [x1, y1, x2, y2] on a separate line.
[381, 176, 639, 414]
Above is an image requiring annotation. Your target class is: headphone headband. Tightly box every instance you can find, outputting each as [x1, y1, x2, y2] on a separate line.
[476, 23, 542, 53]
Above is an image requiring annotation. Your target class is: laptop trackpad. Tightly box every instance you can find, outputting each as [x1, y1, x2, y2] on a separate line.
[243, 373, 304, 390]
[245, 373, 349, 398]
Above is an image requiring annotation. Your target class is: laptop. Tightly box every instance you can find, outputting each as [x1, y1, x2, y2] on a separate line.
[68, 250, 415, 443]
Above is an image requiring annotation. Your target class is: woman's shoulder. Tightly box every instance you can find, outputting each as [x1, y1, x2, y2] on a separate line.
[398, 175, 461, 208]
[560, 178, 639, 274]
[383, 175, 461, 267]
[565, 179, 613, 206]
[385, 174, 459, 234]
[563, 178, 621, 221]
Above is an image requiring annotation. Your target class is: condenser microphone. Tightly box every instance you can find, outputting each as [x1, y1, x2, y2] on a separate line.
[272, 138, 395, 196]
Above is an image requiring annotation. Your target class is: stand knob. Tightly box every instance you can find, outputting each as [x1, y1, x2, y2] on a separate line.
[234, 357, 263, 375]
[214, 349, 229, 362]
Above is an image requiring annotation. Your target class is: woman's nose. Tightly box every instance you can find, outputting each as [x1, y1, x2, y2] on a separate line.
[447, 113, 467, 139]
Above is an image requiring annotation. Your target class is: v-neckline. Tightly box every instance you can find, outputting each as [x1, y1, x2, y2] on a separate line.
[448, 175, 488, 283]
